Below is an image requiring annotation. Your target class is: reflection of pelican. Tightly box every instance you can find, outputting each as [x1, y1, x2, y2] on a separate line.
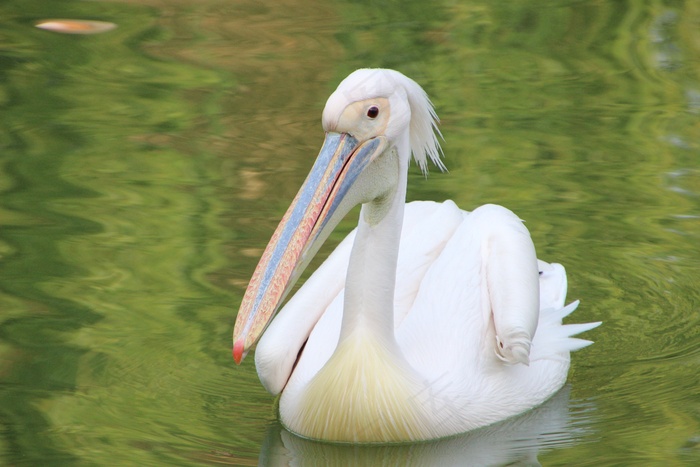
[259, 386, 593, 466]
[233, 69, 600, 443]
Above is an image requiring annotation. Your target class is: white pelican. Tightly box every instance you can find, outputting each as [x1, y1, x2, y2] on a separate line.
[233, 68, 600, 443]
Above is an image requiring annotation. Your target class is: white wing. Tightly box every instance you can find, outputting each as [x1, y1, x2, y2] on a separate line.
[395, 203, 540, 379]
[256, 201, 596, 394]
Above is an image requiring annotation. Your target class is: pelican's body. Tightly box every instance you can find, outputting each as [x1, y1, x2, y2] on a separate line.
[233, 69, 600, 443]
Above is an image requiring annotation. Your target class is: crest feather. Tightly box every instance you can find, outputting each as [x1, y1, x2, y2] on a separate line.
[394, 72, 445, 174]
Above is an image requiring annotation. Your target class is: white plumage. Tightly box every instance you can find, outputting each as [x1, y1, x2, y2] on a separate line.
[234, 68, 601, 443]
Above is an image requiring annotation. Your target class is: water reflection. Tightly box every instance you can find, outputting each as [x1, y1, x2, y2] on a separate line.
[1, 0, 700, 464]
[260, 387, 593, 466]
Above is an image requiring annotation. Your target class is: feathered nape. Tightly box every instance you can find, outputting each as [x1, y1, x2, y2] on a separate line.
[393, 71, 446, 175]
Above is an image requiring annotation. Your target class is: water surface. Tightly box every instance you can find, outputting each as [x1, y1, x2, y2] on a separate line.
[1, 0, 699, 465]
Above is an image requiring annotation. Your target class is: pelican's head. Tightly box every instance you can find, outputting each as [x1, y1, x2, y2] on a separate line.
[233, 69, 443, 363]
[323, 69, 444, 173]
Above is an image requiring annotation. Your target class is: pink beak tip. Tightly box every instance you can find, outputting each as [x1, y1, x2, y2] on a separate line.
[233, 339, 245, 365]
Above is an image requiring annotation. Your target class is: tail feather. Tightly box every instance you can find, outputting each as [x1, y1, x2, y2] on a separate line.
[565, 337, 595, 352]
[530, 301, 601, 361]
[562, 321, 602, 337]
[550, 300, 581, 321]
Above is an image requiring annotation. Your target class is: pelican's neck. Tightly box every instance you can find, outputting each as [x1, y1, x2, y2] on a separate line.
[339, 145, 408, 346]
[287, 140, 446, 443]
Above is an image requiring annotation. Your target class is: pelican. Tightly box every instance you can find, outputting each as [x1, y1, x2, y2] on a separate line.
[232, 68, 600, 443]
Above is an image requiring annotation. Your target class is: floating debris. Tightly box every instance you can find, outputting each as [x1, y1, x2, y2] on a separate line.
[35, 19, 117, 35]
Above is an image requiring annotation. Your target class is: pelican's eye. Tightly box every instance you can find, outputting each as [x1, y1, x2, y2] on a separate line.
[366, 106, 379, 119]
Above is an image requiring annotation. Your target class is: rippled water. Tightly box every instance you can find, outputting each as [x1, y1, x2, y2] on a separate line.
[1, 0, 699, 465]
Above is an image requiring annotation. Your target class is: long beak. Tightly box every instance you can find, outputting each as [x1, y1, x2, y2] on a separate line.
[233, 132, 388, 363]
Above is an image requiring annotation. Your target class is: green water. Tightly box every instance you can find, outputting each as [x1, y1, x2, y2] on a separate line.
[1, 0, 699, 465]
